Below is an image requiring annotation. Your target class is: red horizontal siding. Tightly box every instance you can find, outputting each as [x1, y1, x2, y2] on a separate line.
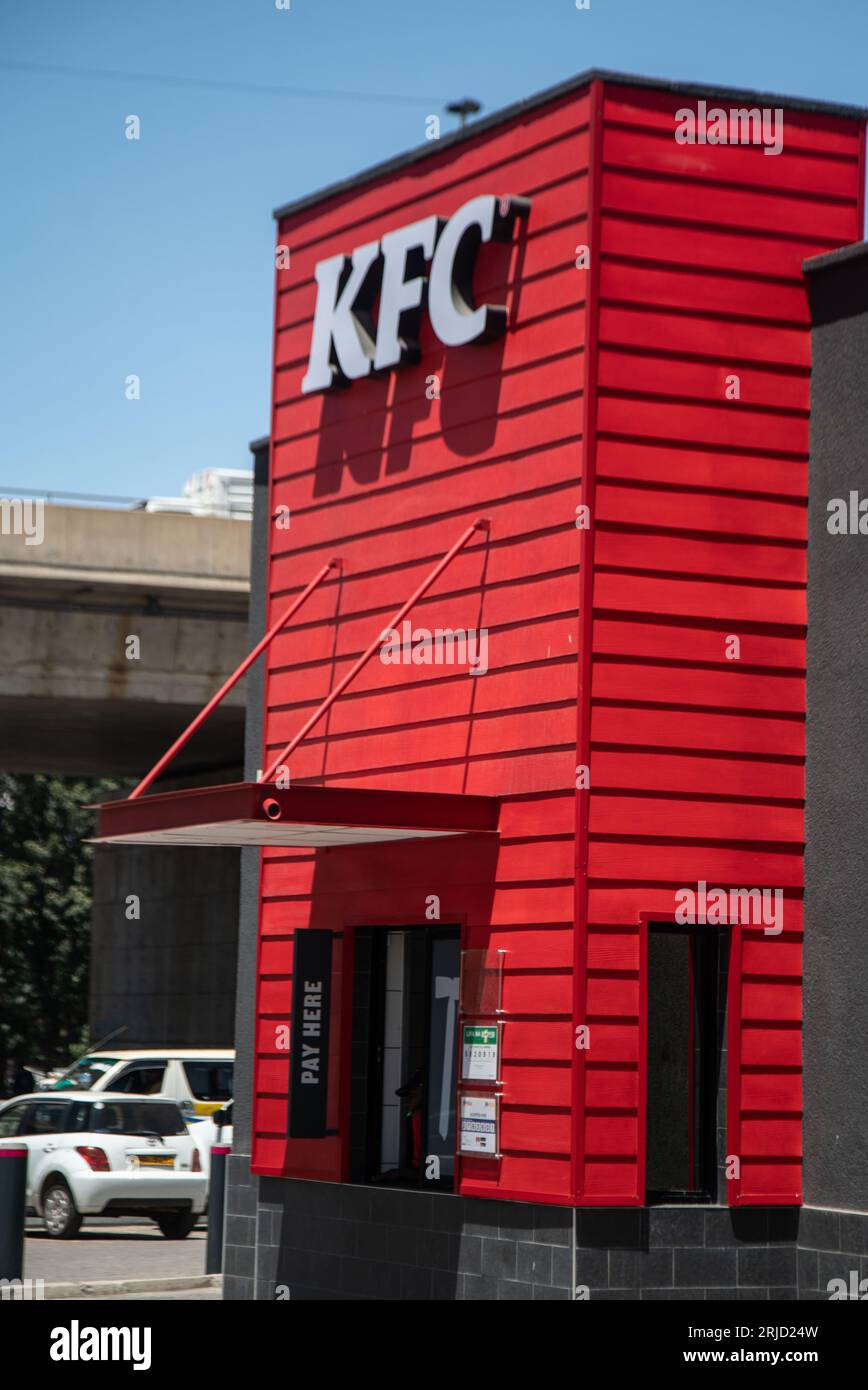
[578, 82, 863, 1207]
[252, 74, 864, 1211]
[253, 85, 589, 1193]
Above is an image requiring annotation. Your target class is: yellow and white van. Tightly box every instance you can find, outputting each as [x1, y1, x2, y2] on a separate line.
[52, 1049, 234, 1116]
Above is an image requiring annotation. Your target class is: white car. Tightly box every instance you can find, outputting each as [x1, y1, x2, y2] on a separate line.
[0, 1092, 207, 1238]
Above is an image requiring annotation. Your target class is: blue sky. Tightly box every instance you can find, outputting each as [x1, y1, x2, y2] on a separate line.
[1, 0, 865, 501]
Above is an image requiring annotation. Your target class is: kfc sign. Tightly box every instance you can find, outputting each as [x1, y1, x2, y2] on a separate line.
[301, 194, 530, 394]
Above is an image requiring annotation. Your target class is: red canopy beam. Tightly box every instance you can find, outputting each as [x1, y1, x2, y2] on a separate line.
[129, 557, 340, 800]
[261, 518, 490, 784]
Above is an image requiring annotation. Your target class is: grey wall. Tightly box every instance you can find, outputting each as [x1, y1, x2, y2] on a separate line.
[238, 1178, 868, 1301]
[88, 445, 267, 1052]
[230, 437, 270, 1160]
[803, 241, 868, 1213]
[90, 841, 240, 1045]
[222, 438, 270, 1297]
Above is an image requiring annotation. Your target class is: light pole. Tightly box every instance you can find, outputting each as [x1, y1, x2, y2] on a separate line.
[446, 98, 482, 129]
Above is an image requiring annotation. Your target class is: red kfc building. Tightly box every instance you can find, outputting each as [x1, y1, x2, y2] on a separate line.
[96, 69, 868, 1299]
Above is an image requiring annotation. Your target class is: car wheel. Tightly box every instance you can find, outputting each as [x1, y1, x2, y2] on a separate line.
[155, 1211, 197, 1239]
[42, 1180, 82, 1239]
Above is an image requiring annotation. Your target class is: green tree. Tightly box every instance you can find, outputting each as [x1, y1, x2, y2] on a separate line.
[0, 773, 123, 1081]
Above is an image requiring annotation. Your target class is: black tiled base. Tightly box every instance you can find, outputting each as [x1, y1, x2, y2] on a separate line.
[222, 1157, 868, 1302]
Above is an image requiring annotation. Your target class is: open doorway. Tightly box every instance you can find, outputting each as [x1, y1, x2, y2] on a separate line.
[349, 925, 460, 1190]
[645, 923, 722, 1203]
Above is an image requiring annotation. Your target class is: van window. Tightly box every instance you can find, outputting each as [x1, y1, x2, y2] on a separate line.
[183, 1061, 233, 1102]
[113, 1064, 167, 1095]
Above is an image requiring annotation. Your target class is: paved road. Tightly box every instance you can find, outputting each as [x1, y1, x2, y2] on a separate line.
[24, 1218, 208, 1285]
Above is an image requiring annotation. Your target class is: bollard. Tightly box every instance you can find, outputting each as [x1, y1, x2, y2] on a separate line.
[206, 1145, 230, 1275]
[0, 1147, 27, 1282]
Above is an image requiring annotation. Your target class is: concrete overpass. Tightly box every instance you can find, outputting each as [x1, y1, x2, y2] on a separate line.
[0, 458, 265, 1048]
[0, 502, 251, 778]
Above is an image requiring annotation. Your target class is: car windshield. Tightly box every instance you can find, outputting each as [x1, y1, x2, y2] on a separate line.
[55, 1057, 119, 1091]
[87, 1101, 187, 1136]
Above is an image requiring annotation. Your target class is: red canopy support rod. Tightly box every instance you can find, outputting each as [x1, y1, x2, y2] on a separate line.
[261, 518, 490, 784]
[129, 557, 340, 800]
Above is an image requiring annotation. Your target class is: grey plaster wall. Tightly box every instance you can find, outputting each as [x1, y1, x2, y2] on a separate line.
[90, 841, 240, 1045]
[88, 443, 267, 1051]
[222, 437, 269, 1295]
[803, 242, 868, 1214]
[229, 437, 270, 1160]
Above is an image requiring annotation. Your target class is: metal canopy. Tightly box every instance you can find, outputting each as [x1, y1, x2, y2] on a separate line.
[89, 782, 500, 849]
[89, 525, 498, 852]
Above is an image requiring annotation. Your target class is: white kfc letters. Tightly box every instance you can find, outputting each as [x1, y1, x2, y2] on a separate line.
[300, 194, 530, 393]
